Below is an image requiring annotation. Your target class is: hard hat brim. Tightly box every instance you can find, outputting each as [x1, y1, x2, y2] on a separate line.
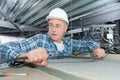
[46, 16, 69, 25]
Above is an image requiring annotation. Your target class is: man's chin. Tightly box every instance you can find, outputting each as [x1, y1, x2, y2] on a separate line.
[52, 39, 58, 42]
[51, 37, 57, 40]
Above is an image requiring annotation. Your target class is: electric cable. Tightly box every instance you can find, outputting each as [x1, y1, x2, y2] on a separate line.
[0, 56, 28, 64]
[48, 55, 106, 63]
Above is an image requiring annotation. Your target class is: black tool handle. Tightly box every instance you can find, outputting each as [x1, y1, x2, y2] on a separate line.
[0, 56, 28, 64]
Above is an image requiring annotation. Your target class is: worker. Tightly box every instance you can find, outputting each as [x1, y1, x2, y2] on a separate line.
[0, 8, 105, 66]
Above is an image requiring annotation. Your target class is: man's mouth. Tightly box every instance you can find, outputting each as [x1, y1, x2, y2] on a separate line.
[51, 33, 57, 36]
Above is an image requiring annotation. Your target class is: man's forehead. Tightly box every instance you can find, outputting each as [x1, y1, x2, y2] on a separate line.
[48, 19, 67, 26]
[48, 18, 65, 22]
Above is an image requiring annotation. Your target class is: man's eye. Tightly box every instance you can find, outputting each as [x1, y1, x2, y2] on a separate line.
[49, 24, 53, 27]
[56, 24, 61, 28]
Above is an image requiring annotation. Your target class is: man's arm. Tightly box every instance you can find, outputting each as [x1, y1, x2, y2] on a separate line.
[0, 34, 45, 60]
[0, 34, 49, 66]
[72, 39, 99, 52]
[72, 39, 106, 58]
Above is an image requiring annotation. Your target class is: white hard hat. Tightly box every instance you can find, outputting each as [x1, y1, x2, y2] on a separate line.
[46, 8, 69, 25]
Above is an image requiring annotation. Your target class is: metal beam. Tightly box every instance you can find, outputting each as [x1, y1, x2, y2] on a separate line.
[33, 0, 94, 27]
[0, 27, 47, 33]
[26, 0, 71, 25]
[84, 3, 120, 20]
[68, 0, 117, 18]
[34, 0, 118, 28]
[83, 8, 120, 25]
[19, 0, 52, 23]
[64, 0, 94, 12]
[32, 18, 46, 27]
[0, 8, 20, 29]
[70, 1, 120, 21]
[12, 0, 38, 21]
[67, 28, 89, 34]
[0, 20, 16, 29]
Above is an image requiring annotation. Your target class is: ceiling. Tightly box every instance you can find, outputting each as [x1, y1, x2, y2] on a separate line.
[0, 0, 120, 37]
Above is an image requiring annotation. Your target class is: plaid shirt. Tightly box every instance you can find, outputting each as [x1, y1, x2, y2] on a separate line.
[0, 33, 99, 60]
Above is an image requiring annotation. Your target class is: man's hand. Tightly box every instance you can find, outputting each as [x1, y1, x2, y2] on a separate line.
[93, 48, 106, 58]
[17, 48, 48, 66]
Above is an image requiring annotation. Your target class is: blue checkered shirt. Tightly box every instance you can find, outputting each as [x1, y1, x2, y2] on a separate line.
[0, 33, 99, 60]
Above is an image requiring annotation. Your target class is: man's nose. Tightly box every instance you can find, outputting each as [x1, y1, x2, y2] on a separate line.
[52, 26, 57, 31]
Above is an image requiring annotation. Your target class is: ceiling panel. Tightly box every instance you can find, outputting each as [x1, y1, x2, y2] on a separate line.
[0, 0, 120, 37]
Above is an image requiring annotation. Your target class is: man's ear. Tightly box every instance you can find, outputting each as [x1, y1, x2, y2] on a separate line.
[64, 25, 68, 33]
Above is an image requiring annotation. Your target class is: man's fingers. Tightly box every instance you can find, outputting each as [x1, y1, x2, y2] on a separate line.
[36, 61, 48, 66]
[93, 48, 106, 58]
[29, 48, 48, 65]
[40, 48, 49, 60]
[18, 48, 48, 66]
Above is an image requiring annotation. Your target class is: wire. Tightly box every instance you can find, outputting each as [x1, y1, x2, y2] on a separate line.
[47, 55, 106, 63]
[0, 56, 28, 64]
[0, 55, 107, 68]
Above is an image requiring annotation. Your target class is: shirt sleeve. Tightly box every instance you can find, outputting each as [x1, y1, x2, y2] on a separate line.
[72, 39, 99, 52]
[0, 34, 42, 60]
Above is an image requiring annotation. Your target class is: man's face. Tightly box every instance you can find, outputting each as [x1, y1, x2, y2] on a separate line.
[48, 19, 68, 43]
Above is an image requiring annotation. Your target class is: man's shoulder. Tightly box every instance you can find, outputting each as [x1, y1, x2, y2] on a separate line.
[63, 37, 72, 43]
[64, 36, 70, 39]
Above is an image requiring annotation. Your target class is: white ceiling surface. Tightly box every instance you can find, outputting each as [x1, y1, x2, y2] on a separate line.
[0, 35, 24, 43]
[0, 0, 120, 37]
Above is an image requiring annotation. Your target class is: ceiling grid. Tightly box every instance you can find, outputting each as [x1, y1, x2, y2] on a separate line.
[0, 0, 119, 37]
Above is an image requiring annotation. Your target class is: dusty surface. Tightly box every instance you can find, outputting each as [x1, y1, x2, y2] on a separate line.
[0, 66, 62, 80]
[0, 54, 120, 80]
[41, 54, 120, 80]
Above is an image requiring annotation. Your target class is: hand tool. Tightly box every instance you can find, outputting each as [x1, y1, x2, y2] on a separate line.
[0, 72, 28, 77]
[0, 56, 28, 64]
